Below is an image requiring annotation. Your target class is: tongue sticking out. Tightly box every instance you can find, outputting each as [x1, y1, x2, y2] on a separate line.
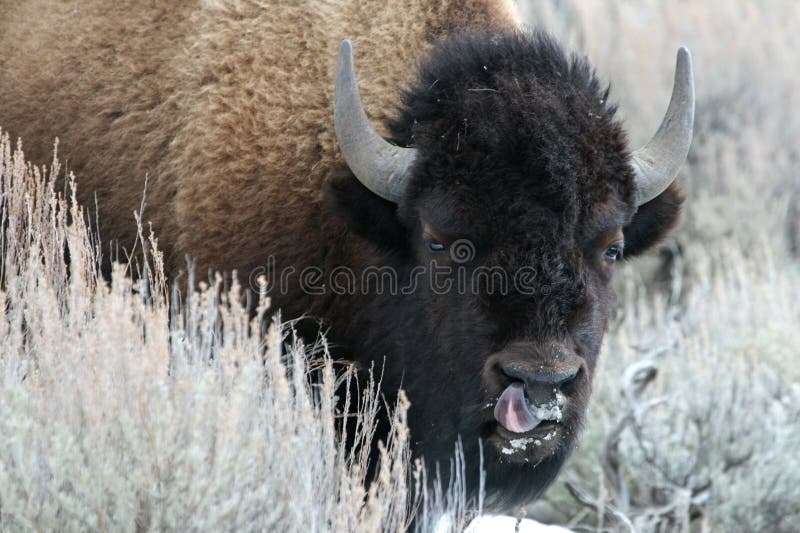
[493, 382, 542, 434]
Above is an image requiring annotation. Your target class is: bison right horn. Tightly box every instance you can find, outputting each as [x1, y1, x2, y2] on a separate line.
[334, 39, 417, 204]
[630, 47, 695, 206]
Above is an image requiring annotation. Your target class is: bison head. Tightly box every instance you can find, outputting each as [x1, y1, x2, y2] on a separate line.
[325, 31, 693, 510]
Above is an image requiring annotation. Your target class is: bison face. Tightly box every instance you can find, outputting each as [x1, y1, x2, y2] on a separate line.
[325, 31, 691, 510]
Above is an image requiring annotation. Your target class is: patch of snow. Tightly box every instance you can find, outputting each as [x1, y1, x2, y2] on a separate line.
[465, 515, 573, 532]
[510, 437, 535, 449]
[434, 513, 453, 533]
[501, 436, 544, 454]
[501, 432, 557, 454]
[528, 391, 565, 422]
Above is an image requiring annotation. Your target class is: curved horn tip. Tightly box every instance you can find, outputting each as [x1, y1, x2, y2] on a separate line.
[631, 46, 696, 206]
[673, 45, 695, 128]
[675, 47, 694, 87]
[337, 39, 354, 77]
[339, 39, 353, 57]
[333, 36, 417, 203]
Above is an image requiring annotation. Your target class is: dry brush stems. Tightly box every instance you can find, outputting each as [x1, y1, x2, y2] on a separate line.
[0, 131, 483, 532]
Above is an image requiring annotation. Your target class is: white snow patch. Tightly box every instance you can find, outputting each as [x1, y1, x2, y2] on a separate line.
[527, 391, 565, 422]
[500, 435, 549, 454]
[510, 437, 535, 449]
[465, 514, 574, 532]
[502, 437, 534, 454]
[434, 513, 453, 533]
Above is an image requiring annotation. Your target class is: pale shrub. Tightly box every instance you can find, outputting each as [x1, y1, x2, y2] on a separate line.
[0, 133, 477, 532]
[515, 2, 800, 530]
[518, 0, 800, 247]
[537, 240, 800, 531]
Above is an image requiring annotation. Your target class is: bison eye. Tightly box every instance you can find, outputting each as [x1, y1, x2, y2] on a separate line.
[428, 240, 446, 253]
[603, 244, 623, 263]
[421, 222, 450, 254]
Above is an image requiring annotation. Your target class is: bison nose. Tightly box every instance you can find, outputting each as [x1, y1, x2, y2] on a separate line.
[499, 362, 579, 389]
[493, 342, 583, 395]
[488, 346, 583, 433]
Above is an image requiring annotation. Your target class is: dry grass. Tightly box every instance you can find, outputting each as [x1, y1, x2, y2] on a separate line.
[0, 133, 478, 532]
[518, 1, 800, 531]
[519, 0, 800, 248]
[534, 238, 800, 531]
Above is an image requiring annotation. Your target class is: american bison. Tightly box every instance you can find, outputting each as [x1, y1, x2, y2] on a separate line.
[0, 1, 693, 511]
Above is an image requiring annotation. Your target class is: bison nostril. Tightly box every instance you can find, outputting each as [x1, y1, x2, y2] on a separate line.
[499, 363, 579, 389]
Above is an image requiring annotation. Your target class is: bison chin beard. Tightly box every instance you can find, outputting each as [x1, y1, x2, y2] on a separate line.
[439, 394, 585, 513]
[478, 424, 580, 512]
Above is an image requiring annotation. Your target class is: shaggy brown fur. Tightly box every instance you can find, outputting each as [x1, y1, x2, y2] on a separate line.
[0, 0, 517, 280]
[0, 1, 688, 513]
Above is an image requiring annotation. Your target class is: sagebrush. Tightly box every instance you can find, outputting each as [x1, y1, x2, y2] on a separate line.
[518, 1, 800, 531]
[0, 134, 477, 532]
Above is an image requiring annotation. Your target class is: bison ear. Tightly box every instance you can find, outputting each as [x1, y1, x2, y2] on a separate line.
[324, 171, 410, 251]
[622, 182, 685, 258]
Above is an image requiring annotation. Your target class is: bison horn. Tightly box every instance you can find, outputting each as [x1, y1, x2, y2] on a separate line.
[631, 47, 695, 206]
[334, 39, 417, 203]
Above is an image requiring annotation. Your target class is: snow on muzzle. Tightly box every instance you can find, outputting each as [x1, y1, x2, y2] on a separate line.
[493, 381, 564, 434]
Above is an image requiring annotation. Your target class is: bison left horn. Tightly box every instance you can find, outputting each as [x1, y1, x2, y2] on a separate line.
[334, 39, 417, 204]
[631, 47, 695, 206]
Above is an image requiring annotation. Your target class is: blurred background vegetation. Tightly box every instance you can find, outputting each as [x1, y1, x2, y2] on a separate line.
[517, 1, 800, 531]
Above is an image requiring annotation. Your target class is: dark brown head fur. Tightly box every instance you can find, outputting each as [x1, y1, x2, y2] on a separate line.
[325, 31, 683, 509]
[0, 2, 684, 513]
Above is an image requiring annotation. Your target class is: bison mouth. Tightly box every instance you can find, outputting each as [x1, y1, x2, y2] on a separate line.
[490, 381, 568, 460]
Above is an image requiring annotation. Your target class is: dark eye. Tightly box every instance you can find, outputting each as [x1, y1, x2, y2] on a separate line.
[603, 245, 623, 263]
[428, 240, 446, 252]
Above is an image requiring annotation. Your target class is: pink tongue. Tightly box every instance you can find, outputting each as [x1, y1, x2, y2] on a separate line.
[494, 382, 542, 434]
